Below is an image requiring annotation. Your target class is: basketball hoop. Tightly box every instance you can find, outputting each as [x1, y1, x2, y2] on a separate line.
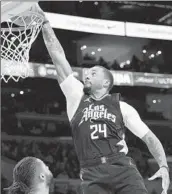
[1, 11, 44, 83]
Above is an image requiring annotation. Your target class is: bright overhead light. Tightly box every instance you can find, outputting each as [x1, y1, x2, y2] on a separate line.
[97, 48, 101, 52]
[120, 62, 125, 68]
[126, 60, 130, 65]
[150, 54, 155, 58]
[94, 2, 98, 5]
[91, 51, 95, 55]
[20, 91, 24, 95]
[142, 49, 147, 54]
[80, 45, 87, 50]
[153, 100, 156, 103]
[157, 50, 162, 55]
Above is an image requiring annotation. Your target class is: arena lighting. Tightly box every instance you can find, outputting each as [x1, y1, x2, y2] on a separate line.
[81, 45, 87, 50]
[126, 60, 130, 65]
[97, 48, 101, 52]
[91, 51, 95, 55]
[20, 91, 24, 95]
[11, 93, 15, 97]
[157, 50, 162, 55]
[120, 62, 125, 68]
[153, 100, 156, 103]
[150, 54, 155, 58]
[142, 50, 147, 54]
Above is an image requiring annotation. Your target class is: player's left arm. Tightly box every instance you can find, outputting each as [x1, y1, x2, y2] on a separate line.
[120, 101, 170, 194]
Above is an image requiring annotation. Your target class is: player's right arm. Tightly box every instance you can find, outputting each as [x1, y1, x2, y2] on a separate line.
[40, 9, 84, 120]
[42, 21, 72, 84]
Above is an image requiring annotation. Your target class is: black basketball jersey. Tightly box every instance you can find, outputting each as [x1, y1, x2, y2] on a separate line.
[70, 93, 125, 163]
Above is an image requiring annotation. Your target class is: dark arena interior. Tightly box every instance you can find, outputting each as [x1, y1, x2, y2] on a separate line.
[1, 1, 172, 194]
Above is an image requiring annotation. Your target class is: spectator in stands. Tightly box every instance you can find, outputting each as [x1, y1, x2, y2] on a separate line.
[4, 157, 53, 194]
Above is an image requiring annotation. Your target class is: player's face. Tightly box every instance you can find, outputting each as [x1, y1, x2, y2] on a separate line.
[84, 67, 105, 94]
[38, 159, 53, 187]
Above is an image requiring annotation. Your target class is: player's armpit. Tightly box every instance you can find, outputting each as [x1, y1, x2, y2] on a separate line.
[42, 22, 73, 84]
[142, 130, 168, 168]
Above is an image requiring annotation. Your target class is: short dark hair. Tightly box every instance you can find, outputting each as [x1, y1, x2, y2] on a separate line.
[6, 157, 41, 194]
[96, 66, 114, 91]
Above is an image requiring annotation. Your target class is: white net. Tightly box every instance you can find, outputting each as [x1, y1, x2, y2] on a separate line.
[1, 11, 44, 83]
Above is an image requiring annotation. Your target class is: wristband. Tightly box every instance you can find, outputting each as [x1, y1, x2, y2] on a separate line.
[160, 165, 169, 172]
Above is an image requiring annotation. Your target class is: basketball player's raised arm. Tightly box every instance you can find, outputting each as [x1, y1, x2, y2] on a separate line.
[120, 101, 170, 192]
[40, 9, 84, 120]
[42, 20, 72, 84]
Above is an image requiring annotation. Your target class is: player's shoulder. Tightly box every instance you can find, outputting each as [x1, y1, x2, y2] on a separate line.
[119, 101, 139, 118]
[119, 101, 133, 109]
[109, 93, 121, 102]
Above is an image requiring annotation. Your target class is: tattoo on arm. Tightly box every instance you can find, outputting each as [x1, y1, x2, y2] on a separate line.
[42, 22, 72, 83]
[42, 22, 66, 58]
[142, 130, 168, 168]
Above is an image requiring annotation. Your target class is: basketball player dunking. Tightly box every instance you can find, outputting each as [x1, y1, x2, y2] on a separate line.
[35, 4, 170, 194]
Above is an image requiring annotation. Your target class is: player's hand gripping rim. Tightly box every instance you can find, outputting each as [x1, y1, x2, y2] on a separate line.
[148, 166, 170, 194]
[30, 3, 46, 21]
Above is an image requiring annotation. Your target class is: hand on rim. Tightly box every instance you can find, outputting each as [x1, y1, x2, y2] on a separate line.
[30, 3, 46, 19]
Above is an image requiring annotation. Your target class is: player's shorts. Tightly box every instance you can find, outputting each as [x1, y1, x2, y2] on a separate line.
[78, 153, 148, 194]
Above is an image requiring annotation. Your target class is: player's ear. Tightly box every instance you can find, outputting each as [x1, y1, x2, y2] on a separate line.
[39, 173, 46, 182]
[103, 79, 110, 89]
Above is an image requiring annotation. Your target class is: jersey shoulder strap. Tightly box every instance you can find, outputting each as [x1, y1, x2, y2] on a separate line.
[111, 93, 121, 102]
[111, 93, 125, 128]
[70, 94, 89, 124]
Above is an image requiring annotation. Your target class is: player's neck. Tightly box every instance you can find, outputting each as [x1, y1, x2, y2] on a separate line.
[32, 186, 49, 194]
[90, 89, 109, 100]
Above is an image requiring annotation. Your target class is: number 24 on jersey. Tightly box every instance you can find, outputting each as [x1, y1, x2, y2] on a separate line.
[90, 124, 107, 140]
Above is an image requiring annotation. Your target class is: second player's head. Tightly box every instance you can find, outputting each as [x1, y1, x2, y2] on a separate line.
[5, 157, 53, 194]
[84, 66, 114, 96]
